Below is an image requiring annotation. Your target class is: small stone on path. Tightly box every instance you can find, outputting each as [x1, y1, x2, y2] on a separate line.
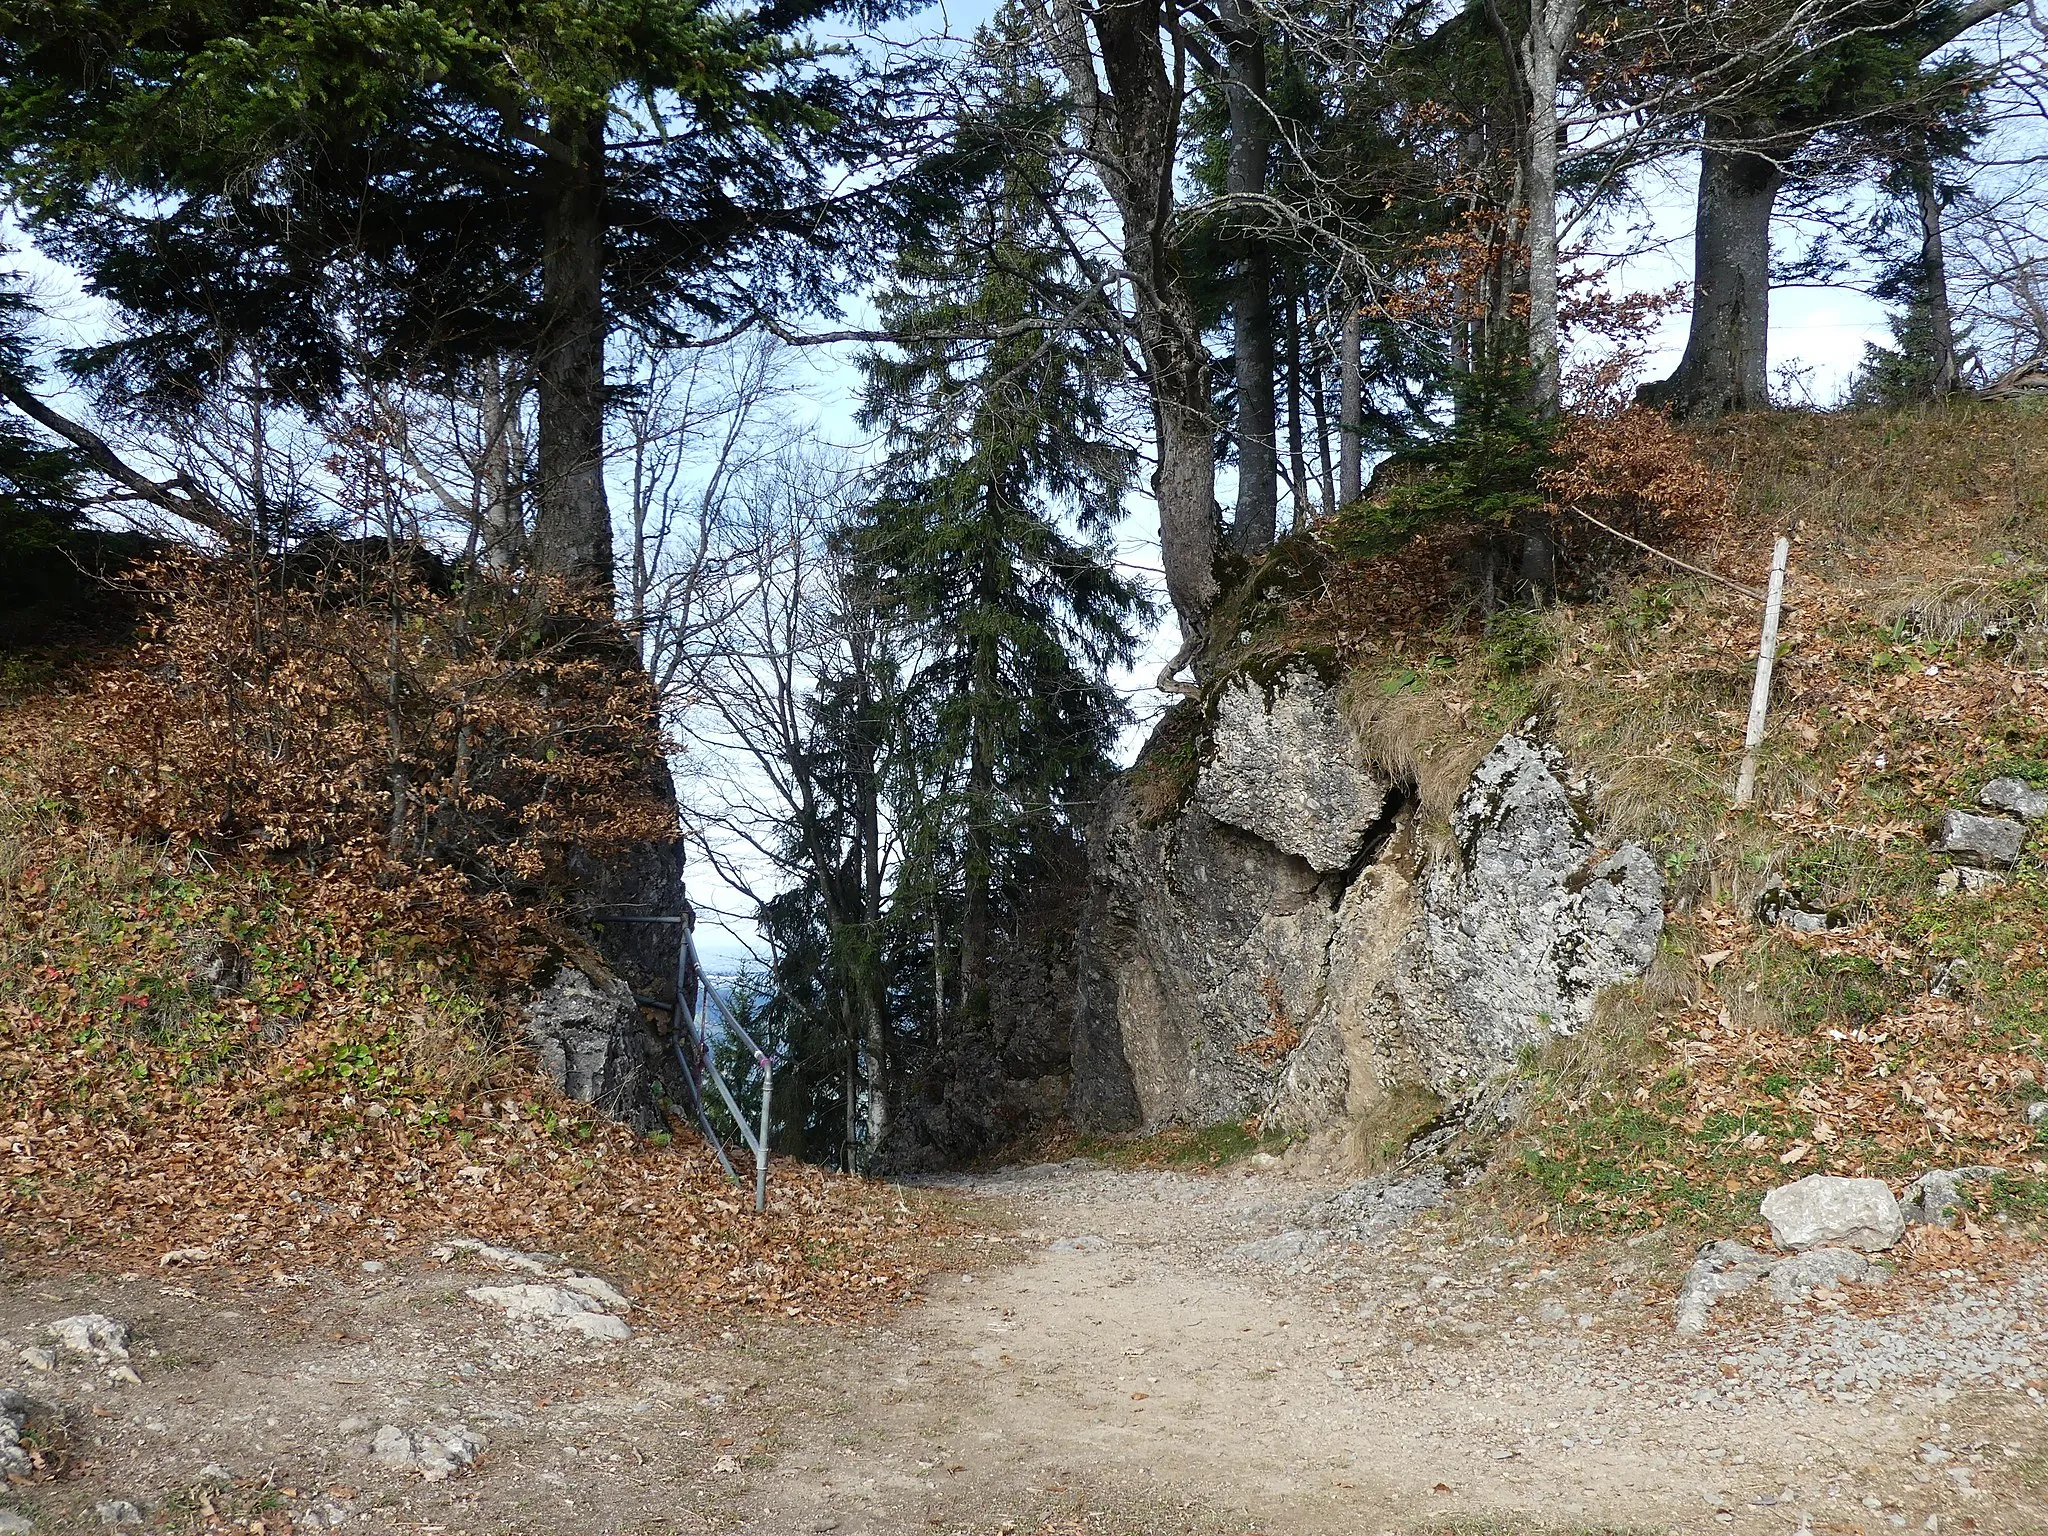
[370, 1424, 486, 1482]
[0, 1509, 33, 1534]
[1766, 1246, 1874, 1303]
[1048, 1235, 1110, 1254]
[46, 1314, 129, 1361]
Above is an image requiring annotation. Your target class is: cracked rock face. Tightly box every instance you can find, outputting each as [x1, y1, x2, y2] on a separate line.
[1412, 736, 1666, 1084]
[1195, 671, 1394, 873]
[519, 965, 657, 1131]
[1074, 715, 1665, 1135]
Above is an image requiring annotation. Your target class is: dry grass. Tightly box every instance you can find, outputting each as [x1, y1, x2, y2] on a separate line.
[1250, 400, 2048, 1236]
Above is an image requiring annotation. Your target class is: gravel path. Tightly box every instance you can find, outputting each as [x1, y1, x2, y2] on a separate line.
[3, 1157, 2046, 1534]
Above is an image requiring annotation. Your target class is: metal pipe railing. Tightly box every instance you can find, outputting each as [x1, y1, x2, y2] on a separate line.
[592, 912, 774, 1211]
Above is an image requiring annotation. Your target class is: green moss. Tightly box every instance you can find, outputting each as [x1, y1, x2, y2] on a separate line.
[1072, 1117, 1287, 1170]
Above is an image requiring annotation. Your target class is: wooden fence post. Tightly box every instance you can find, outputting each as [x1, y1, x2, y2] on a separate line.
[1734, 536, 1791, 808]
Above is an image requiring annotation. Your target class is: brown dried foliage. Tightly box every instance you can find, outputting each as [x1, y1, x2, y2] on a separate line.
[0, 557, 956, 1319]
[72, 553, 675, 970]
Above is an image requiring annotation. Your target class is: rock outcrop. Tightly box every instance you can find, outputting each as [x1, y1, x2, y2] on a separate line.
[520, 964, 659, 1131]
[1071, 671, 1665, 1141]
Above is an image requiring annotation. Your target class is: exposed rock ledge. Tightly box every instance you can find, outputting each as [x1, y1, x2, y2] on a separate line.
[1071, 668, 1664, 1140]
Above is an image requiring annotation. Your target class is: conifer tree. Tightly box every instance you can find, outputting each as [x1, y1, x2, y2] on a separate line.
[854, 27, 1148, 1037]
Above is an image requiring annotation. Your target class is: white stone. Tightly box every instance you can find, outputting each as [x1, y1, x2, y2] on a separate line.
[93, 1502, 143, 1528]
[1760, 1176, 1905, 1252]
[1766, 1246, 1874, 1302]
[370, 1424, 486, 1483]
[0, 1509, 33, 1534]
[46, 1314, 129, 1361]
[465, 1283, 631, 1340]
[1930, 809, 2025, 868]
[1674, 1240, 1769, 1333]
[558, 1273, 631, 1311]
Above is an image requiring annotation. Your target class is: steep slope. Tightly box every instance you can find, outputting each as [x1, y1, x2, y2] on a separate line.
[1070, 402, 2048, 1234]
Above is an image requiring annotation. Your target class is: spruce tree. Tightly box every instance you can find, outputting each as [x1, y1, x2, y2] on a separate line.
[854, 26, 1148, 1037]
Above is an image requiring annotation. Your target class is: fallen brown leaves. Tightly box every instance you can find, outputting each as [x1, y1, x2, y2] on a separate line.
[0, 984, 952, 1323]
[0, 637, 957, 1326]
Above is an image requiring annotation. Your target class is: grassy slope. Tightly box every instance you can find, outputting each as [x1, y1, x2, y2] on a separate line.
[1253, 402, 2048, 1235]
[0, 678, 952, 1319]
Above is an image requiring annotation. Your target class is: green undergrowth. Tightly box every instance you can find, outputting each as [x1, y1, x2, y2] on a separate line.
[1068, 1117, 1292, 1170]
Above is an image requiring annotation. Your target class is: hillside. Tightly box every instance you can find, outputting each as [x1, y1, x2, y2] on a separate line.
[0, 643, 948, 1322]
[5, 402, 2048, 1535]
[1088, 401, 2048, 1242]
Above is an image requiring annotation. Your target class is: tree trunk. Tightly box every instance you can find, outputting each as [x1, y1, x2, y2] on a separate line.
[1220, 0, 1275, 552]
[1029, 0, 1217, 636]
[959, 721, 992, 1034]
[1285, 289, 1308, 532]
[1339, 307, 1361, 505]
[1519, 0, 1578, 414]
[1911, 143, 1961, 396]
[1309, 318, 1334, 516]
[479, 357, 520, 573]
[533, 111, 614, 594]
[1640, 130, 1787, 418]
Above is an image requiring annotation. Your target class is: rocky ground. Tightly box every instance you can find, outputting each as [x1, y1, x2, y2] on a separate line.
[4, 1158, 2047, 1535]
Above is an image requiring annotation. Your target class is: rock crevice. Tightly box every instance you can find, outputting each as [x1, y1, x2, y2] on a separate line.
[1071, 670, 1665, 1143]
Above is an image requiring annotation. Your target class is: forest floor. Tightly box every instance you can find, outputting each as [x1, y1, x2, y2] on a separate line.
[7, 1156, 2048, 1536]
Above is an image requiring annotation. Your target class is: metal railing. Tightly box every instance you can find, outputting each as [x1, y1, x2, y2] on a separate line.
[592, 913, 775, 1211]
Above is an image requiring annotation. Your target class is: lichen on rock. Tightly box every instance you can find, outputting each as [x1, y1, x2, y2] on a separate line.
[1195, 669, 1394, 874]
[1072, 709, 1666, 1144]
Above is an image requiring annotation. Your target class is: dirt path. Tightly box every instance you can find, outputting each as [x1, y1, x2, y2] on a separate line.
[5, 1159, 2045, 1535]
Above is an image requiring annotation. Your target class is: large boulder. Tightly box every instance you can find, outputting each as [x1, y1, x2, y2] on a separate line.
[1071, 722, 1665, 1135]
[1195, 670, 1394, 873]
[1409, 735, 1666, 1086]
[1760, 1175, 1905, 1252]
[519, 964, 658, 1131]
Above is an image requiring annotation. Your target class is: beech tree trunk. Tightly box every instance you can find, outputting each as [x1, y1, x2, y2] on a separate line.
[1029, 0, 1218, 636]
[1519, 0, 1579, 414]
[1642, 131, 1787, 418]
[533, 112, 614, 594]
[1220, 0, 1275, 552]
[1911, 144, 1961, 396]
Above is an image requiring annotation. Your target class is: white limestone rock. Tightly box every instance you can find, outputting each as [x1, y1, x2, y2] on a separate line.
[1674, 1240, 1770, 1333]
[370, 1424, 486, 1482]
[1195, 670, 1393, 874]
[1417, 735, 1665, 1081]
[465, 1283, 631, 1341]
[45, 1314, 129, 1361]
[1760, 1175, 1905, 1252]
[1766, 1245, 1876, 1302]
